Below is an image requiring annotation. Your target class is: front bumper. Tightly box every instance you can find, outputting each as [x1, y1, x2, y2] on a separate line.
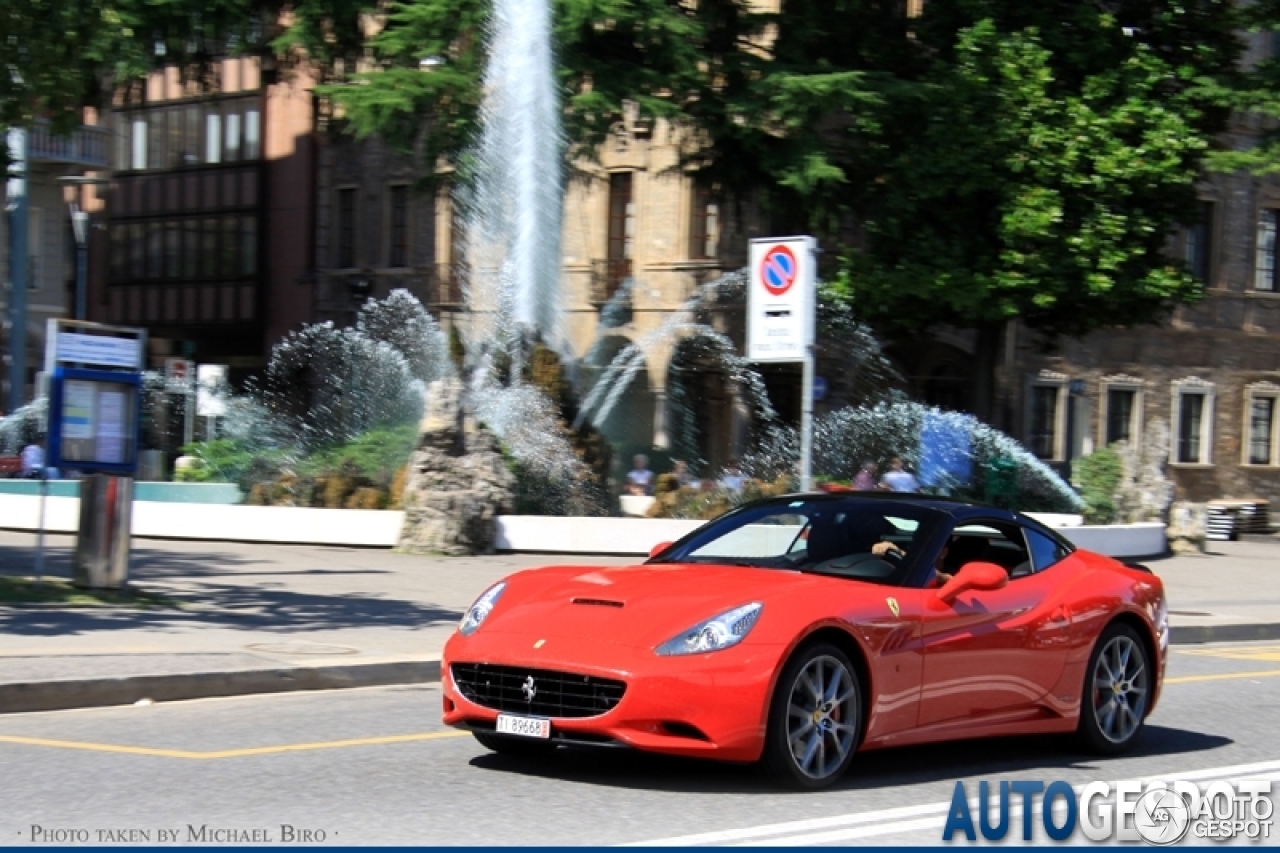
[441, 631, 782, 762]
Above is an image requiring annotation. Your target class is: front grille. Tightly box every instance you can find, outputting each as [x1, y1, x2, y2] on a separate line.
[451, 663, 627, 718]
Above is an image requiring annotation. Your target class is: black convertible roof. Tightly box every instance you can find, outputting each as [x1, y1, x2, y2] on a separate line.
[767, 490, 1024, 522]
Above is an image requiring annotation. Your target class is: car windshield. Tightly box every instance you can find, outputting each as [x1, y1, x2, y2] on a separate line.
[648, 497, 947, 586]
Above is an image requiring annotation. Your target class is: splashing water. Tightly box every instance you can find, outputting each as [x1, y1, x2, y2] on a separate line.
[458, 0, 564, 367]
[742, 401, 1083, 513]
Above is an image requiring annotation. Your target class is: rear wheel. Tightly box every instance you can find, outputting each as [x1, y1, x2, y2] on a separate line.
[1078, 623, 1151, 754]
[763, 643, 862, 789]
[472, 731, 557, 757]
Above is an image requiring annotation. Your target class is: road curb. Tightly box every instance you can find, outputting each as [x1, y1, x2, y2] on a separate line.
[0, 660, 442, 715]
[1170, 623, 1280, 645]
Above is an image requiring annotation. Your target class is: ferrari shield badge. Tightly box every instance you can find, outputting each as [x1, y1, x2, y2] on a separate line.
[886, 597, 900, 618]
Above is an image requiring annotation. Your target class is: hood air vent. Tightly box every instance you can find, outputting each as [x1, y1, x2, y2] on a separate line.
[571, 597, 624, 608]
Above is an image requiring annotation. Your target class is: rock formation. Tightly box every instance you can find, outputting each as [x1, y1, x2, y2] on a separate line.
[397, 378, 516, 555]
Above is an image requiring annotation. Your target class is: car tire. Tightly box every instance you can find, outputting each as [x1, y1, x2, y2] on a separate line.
[472, 731, 557, 757]
[1078, 622, 1151, 755]
[763, 642, 862, 790]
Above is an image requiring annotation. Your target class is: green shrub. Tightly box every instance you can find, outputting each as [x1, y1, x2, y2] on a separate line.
[1074, 446, 1123, 525]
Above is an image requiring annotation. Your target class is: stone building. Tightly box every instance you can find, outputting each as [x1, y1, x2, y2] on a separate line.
[988, 33, 1280, 505]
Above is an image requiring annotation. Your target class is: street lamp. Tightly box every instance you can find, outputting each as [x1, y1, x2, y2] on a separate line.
[56, 175, 111, 322]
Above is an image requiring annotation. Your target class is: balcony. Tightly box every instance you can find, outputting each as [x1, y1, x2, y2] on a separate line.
[26, 121, 111, 170]
[590, 258, 633, 308]
[432, 263, 467, 307]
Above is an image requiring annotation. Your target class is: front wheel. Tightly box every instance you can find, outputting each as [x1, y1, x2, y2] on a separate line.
[472, 731, 557, 757]
[1078, 623, 1151, 754]
[763, 643, 862, 789]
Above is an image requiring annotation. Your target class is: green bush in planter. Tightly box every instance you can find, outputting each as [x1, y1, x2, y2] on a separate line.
[1074, 446, 1123, 525]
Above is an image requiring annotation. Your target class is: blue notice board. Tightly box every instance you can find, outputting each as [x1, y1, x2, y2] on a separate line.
[48, 367, 143, 475]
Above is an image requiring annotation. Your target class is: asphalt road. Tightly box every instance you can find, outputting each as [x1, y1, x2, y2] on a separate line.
[2, 642, 1279, 846]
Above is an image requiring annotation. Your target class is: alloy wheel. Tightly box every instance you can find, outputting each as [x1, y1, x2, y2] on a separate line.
[784, 654, 859, 781]
[1091, 633, 1149, 745]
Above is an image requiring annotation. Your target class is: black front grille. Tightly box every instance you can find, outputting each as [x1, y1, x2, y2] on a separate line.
[451, 663, 627, 718]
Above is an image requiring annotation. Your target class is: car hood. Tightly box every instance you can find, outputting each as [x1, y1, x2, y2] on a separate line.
[479, 562, 843, 647]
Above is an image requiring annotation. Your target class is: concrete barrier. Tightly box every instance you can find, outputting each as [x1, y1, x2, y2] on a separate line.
[0, 493, 1165, 558]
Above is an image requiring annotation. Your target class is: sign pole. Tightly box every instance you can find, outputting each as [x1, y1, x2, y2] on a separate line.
[35, 465, 47, 584]
[800, 345, 814, 492]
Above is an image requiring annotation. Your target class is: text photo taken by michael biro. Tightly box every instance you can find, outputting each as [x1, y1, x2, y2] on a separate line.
[4, 0, 1280, 847]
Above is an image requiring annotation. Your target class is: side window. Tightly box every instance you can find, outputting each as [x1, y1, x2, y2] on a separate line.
[1024, 527, 1070, 573]
[948, 521, 1031, 577]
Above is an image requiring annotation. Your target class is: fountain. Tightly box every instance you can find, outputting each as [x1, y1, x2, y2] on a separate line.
[0, 0, 1093, 552]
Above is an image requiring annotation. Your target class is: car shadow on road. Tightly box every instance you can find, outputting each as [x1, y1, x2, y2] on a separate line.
[465, 724, 1233, 795]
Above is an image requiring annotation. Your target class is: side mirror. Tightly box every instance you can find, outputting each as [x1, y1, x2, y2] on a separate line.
[648, 541, 673, 559]
[936, 561, 1009, 603]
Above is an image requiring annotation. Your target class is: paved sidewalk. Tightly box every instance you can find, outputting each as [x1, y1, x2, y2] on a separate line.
[0, 530, 1278, 713]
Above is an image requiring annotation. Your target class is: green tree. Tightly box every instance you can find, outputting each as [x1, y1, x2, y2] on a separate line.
[837, 3, 1242, 420]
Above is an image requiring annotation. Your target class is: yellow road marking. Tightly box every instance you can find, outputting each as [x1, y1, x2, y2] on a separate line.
[4, 666, 1280, 761]
[1165, 668, 1280, 685]
[0, 730, 469, 760]
[1179, 645, 1280, 663]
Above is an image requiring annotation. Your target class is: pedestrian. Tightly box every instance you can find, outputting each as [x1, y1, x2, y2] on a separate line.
[880, 456, 920, 493]
[719, 458, 747, 494]
[20, 440, 45, 480]
[626, 454, 655, 496]
[853, 461, 879, 491]
[671, 459, 696, 490]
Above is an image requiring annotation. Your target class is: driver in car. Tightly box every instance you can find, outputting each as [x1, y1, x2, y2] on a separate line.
[872, 538, 955, 586]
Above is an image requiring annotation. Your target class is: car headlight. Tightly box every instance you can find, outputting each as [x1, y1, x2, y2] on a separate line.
[459, 581, 506, 636]
[655, 602, 763, 656]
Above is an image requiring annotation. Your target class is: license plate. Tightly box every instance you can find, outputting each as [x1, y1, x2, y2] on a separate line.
[495, 713, 551, 739]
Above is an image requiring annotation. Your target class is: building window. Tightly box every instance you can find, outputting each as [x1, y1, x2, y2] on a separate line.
[1257, 209, 1278, 292]
[337, 188, 357, 269]
[1245, 385, 1280, 466]
[1173, 380, 1214, 464]
[689, 181, 719, 260]
[244, 107, 261, 160]
[1249, 397, 1275, 465]
[388, 185, 409, 268]
[1029, 384, 1061, 460]
[1102, 384, 1142, 447]
[242, 216, 258, 277]
[608, 172, 634, 262]
[206, 111, 222, 164]
[1185, 201, 1213, 283]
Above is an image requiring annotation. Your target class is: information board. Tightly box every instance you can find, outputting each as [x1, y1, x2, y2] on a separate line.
[48, 369, 142, 473]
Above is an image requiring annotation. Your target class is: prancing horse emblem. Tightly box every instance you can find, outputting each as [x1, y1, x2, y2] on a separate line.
[521, 675, 537, 701]
[886, 597, 900, 618]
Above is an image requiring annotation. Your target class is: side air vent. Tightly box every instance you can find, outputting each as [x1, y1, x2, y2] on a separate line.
[572, 598, 625, 608]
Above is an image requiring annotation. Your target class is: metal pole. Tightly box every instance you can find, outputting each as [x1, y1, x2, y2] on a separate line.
[75, 235, 87, 321]
[6, 128, 30, 413]
[35, 464, 47, 584]
[800, 346, 814, 492]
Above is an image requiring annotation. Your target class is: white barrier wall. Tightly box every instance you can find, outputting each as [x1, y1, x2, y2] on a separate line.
[0, 493, 1166, 558]
[0, 494, 403, 547]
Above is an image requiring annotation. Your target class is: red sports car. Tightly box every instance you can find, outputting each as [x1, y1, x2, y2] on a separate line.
[441, 493, 1168, 789]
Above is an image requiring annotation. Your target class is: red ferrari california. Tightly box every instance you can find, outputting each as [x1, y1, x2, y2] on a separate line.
[441, 493, 1168, 789]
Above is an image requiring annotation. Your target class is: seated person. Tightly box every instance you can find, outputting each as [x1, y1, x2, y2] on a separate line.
[872, 534, 989, 587]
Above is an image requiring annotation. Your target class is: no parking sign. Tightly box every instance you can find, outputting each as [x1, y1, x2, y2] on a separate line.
[747, 236, 816, 363]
